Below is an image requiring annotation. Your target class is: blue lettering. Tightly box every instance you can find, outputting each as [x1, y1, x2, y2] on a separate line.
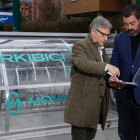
[66, 69, 71, 71]
[41, 96, 51, 104]
[44, 54, 49, 61]
[13, 99, 24, 107]
[49, 53, 62, 61]
[57, 46, 72, 54]
[0, 54, 14, 63]
[59, 94, 66, 102]
[4, 99, 15, 108]
[31, 54, 45, 62]
[61, 53, 66, 61]
[4, 92, 24, 115]
[51, 95, 60, 103]
[29, 97, 41, 105]
[14, 54, 28, 62]
[27, 54, 32, 61]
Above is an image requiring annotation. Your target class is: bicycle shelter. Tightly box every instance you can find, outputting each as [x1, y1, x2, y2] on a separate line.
[0, 33, 118, 139]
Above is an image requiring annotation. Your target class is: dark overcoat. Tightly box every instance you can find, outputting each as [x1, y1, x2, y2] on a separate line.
[110, 31, 140, 104]
[64, 35, 110, 130]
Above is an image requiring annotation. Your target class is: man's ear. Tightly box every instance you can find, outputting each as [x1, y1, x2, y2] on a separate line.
[91, 28, 95, 36]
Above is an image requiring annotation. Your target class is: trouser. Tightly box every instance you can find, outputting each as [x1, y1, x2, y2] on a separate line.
[71, 125, 97, 140]
[117, 99, 140, 140]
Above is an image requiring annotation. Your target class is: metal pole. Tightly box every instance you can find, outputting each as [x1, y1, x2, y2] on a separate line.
[136, 0, 140, 7]
[125, 0, 129, 7]
[12, 0, 20, 32]
[0, 51, 10, 132]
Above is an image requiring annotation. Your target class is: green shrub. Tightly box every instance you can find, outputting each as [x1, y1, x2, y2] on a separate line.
[3, 24, 12, 31]
[3, 15, 124, 33]
[106, 15, 123, 33]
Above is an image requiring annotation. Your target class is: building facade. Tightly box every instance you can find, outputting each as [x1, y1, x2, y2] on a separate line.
[64, 0, 137, 18]
[20, 0, 32, 21]
[32, 0, 65, 21]
[19, 0, 64, 21]
[32, 0, 37, 21]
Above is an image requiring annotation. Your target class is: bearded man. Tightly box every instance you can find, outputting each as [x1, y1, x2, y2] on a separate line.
[110, 4, 140, 140]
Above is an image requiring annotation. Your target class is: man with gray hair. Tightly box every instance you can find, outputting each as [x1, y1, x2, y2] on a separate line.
[64, 16, 121, 140]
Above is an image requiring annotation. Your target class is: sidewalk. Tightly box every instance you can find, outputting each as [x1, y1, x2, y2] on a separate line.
[0, 110, 120, 140]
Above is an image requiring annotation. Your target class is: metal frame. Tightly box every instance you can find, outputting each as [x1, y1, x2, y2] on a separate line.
[0, 68, 4, 113]
[0, 39, 72, 131]
[0, 51, 10, 132]
[0, 32, 117, 38]
[0, 63, 70, 131]
[0, 38, 117, 133]
[0, 32, 88, 37]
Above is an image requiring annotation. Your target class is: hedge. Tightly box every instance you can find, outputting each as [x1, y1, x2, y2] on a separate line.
[3, 15, 124, 33]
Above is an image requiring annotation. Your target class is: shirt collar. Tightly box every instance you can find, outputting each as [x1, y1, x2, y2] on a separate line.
[98, 46, 104, 50]
[93, 41, 104, 50]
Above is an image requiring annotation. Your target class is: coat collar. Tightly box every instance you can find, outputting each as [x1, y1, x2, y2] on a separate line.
[124, 31, 140, 63]
[124, 31, 132, 63]
[84, 35, 102, 62]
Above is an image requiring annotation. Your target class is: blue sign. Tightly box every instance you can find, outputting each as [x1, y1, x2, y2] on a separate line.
[0, 15, 12, 24]
[4, 6, 13, 10]
[0, 10, 13, 24]
[4, 92, 66, 114]
[0, 46, 72, 71]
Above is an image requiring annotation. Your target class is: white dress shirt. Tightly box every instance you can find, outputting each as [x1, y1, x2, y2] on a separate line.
[93, 41, 108, 71]
[98, 46, 108, 71]
[98, 46, 104, 62]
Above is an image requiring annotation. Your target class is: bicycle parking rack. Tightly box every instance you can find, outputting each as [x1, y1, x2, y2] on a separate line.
[0, 35, 117, 135]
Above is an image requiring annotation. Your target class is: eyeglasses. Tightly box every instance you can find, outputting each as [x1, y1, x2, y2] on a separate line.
[95, 29, 111, 37]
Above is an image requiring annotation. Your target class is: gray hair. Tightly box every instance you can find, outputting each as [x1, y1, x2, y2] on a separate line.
[89, 16, 112, 33]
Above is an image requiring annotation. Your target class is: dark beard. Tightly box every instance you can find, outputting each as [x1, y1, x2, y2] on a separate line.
[126, 22, 140, 37]
[126, 29, 139, 37]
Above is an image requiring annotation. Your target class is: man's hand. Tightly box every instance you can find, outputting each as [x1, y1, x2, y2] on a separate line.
[109, 76, 127, 89]
[109, 76, 119, 87]
[107, 64, 120, 77]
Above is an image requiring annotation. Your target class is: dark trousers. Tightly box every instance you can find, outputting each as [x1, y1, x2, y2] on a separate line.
[71, 125, 97, 140]
[117, 99, 140, 140]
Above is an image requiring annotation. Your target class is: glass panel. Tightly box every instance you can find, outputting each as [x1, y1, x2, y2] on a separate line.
[0, 38, 117, 136]
[0, 64, 4, 86]
[0, 39, 73, 130]
[7, 86, 68, 130]
[0, 39, 74, 86]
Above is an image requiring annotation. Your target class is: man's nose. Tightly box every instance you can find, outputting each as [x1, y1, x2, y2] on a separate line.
[128, 24, 132, 30]
[104, 35, 108, 41]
